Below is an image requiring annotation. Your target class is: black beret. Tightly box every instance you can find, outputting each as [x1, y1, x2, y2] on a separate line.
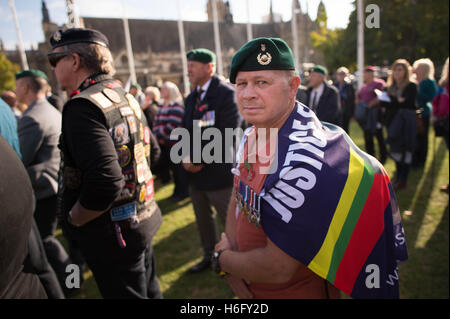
[50, 28, 109, 49]
[229, 38, 295, 84]
[186, 48, 216, 64]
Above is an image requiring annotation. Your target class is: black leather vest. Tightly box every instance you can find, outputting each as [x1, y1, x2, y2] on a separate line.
[58, 77, 160, 238]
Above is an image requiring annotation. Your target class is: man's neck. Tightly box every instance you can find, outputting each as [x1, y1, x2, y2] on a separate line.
[197, 74, 213, 89]
[69, 70, 95, 93]
[24, 93, 45, 107]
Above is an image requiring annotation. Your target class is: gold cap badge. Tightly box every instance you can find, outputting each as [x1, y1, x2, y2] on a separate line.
[257, 43, 272, 66]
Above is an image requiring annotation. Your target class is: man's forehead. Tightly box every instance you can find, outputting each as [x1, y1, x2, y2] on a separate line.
[235, 70, 282, 81]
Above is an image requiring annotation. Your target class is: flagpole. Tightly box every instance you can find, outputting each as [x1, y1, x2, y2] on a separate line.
[212, 0, 223, 77]
[122, 0, 137, 85]
[357, 0, 365, 91]
[177, 0, 190, 95]
[8, 0, 29, 70]
[66, 0, 81, 28]
[291, 0, 300, 72]
[246, 0, 253, 41]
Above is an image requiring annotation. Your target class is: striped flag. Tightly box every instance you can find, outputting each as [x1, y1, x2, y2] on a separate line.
[259, 102, 408, 298]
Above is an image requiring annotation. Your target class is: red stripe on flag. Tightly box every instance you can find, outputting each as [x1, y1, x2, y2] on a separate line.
[333, 172, 391, 295]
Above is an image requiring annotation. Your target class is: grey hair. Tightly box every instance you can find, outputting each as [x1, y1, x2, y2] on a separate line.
[64, 42, 116, 76]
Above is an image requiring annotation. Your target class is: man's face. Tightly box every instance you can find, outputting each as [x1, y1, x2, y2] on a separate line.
[363, 71, 374, 83]
[187, 61, 210, 87]
[15, 78, 28, 104]
[235, 70, 298, 129]
[129, 87, 137, 96]
[308, 72, 324, 88]
[50, 47, 74, 91]
[336, 72, 346, 82]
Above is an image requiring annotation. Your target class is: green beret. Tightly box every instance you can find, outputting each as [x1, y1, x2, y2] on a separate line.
[186, 48, 216, 64]
[229, 37, 295, 84]
[15, 69, 49, 82]
[131, 83, 141, 90]
[311, 65, 328, 76]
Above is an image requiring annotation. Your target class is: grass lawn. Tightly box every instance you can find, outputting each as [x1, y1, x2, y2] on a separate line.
[62, 120, 449, 299]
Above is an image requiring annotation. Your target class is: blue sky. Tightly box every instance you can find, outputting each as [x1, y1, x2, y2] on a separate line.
[0, 0, 354, 50]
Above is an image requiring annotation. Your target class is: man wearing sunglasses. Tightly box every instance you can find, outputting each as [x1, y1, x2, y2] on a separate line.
[49, 28, 163, 299]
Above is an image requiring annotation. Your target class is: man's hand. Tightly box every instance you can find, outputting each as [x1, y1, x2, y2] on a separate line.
[182, 156, 204, 173]
[215, 232, 232, 251]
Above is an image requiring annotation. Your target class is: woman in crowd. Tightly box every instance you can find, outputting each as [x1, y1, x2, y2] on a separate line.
[153, 81, 189, 201]
[383, 59, 418, 191]
[334, 66, 355, 134]
[412, 58, 438, 168]
[432, 57, 449, 193]
[142, 86, 161, 130]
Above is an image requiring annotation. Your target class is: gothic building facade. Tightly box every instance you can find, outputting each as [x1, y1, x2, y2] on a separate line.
[3, 0, 325, 94]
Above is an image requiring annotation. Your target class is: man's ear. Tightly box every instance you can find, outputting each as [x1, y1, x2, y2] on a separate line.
[289, 75, 301, 98]
[71, 53, 82, 72]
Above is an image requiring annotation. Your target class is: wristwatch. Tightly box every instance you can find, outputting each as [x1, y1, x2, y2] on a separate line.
[211, 249, 227, 275]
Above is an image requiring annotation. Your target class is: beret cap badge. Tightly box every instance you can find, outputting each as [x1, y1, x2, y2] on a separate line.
[53, 30, 62, 42]
[257, 44, 272, 66]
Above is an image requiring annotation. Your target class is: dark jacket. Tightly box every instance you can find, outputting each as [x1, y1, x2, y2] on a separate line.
[0, 136, 46, 299]
[183, 75, 240, 190]
[305, 81, 341, 126]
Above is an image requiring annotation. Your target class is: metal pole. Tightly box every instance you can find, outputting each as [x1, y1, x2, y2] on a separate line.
[246, 0, 253, 41]
[8, 0, 28, 70]
[212, 0, 223, 76]
[66, 0, 81, 28]
[122, 1, 137, 85]
[357, 0, 365, 91]
[177, 0, 190, 95]
[291, 0, 300, 72]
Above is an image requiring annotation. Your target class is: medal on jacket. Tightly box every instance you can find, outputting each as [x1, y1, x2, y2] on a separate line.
[234, 179, 261, 227]
[244, 160, 254, 182]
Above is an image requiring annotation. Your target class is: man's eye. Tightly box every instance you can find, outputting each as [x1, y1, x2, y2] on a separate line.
[256, 80, 268, 85]
[236, 82, 247, 87]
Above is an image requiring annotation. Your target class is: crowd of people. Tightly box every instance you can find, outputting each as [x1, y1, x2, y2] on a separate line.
[0, 27, 448, 299]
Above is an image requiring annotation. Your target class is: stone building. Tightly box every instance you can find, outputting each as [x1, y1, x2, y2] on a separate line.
[3, 0, 325, 95]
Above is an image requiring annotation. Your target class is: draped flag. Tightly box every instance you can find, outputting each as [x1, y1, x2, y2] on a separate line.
[238, 102, 408, 299]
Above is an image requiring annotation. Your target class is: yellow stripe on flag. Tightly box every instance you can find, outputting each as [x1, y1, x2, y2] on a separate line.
[308, 148, 365, 278]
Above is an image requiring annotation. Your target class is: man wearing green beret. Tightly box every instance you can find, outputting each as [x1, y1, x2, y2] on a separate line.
[15, 69, 69, 298]
[182, 48, 240, 273]
[304, 65, 342, 126]
[213, 37, 407, 299]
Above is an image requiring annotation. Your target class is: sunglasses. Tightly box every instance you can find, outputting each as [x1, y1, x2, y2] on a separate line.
[47, 51, 72, 67]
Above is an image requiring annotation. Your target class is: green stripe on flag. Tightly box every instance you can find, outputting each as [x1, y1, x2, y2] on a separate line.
[326, 160, 375, 283]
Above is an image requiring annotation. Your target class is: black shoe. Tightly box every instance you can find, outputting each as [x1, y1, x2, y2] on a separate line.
[188, 257, 211, 273]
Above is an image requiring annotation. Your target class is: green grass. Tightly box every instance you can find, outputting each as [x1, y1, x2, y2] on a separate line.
[59, 120, 449, 299]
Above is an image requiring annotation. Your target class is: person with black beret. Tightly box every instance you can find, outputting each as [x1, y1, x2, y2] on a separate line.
[48, 28, 162, 298]
[182, 48, 240, 273]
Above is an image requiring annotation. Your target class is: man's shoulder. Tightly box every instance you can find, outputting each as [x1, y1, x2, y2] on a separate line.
[23, 99, 61, 123]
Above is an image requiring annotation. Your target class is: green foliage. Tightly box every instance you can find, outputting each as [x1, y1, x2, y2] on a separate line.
[0, 53, 19, 92]
[311, 0, 449, 72]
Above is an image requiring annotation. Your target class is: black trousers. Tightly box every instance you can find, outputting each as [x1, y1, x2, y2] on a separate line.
[34, 195, 72, 296]
[364, 128, 387, 162]
[80, 239, 162, 299]
[161, 144, 189, 198]
[413, 114, 430, 167]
